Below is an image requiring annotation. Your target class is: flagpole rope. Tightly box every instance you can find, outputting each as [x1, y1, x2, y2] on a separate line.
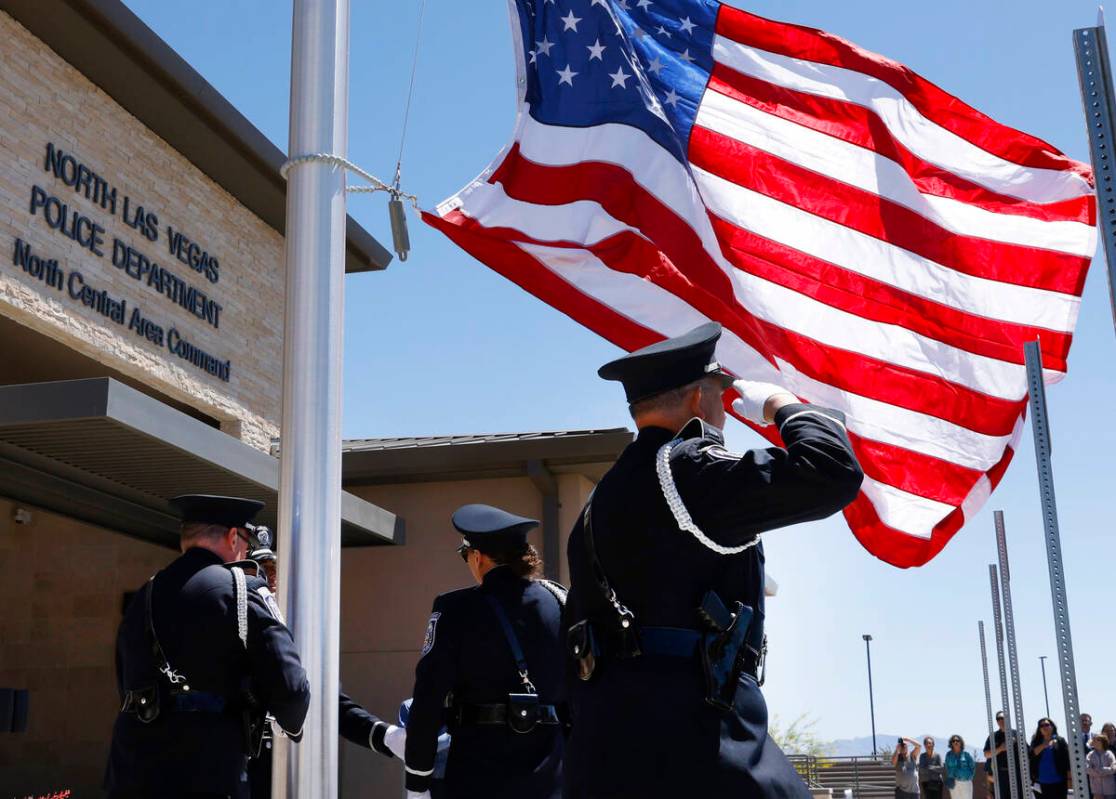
[279, 152, 419, 207]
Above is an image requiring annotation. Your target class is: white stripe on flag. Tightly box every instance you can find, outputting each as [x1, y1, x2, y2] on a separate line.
[710, 36, 1094, 204]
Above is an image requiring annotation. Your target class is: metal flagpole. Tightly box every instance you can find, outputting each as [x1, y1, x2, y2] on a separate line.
[979, 621, 1002, 799]
[988, 565, 1019, 799]
[993, 511, 1031, 787]
[1074, 10, 1116, 334]
[862, 634, 878, 759]
[274, 1, 350, 797]
[1023, 341, 1089, 793]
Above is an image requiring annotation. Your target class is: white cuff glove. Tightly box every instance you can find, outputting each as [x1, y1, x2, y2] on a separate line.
[383, 724, 407, 759]
[731, 380, 794, 427]
[406, 792, 431, 799]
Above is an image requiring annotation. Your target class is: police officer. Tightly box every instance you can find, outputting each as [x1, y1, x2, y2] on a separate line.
[563, 323, 864, 798]
[403, 504, 566, 799]
[105, 495, 311, 799]
[242, 536, 406, 797]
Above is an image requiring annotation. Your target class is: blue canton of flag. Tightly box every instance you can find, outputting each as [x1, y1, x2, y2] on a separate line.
[515, 0, 718, 162]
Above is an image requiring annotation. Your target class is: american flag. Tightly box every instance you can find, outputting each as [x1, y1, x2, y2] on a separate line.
[423, 0, 1096, 567]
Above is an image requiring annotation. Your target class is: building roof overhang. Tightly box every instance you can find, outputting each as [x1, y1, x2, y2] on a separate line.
[0, 378, 401, 549]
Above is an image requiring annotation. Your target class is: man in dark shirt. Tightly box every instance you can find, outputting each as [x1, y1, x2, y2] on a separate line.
[983, 711, 1029, 799]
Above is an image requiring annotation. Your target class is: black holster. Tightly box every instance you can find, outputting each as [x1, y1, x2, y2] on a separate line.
[567, 619, 599, 681]
[121, 684, 160, 723]
[698, 594, 754, 713]
[507, 693, 540, 734]
[240, 678, 268, 758]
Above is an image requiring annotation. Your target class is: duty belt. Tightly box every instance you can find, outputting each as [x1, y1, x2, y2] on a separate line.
[451, 702, 562, 728]
[122, 688, 228, 715]
[630, 626, 765, 683]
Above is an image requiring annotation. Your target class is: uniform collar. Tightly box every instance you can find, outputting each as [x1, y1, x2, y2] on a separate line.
[481, 564, 520, 586]
[637, 417, 724, 445]
[180, 546, 226, 567]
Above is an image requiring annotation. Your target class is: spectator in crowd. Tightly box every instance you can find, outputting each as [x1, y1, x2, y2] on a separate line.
[1103, 722, 1116, 753]
[1030, 717, 1072, 799]
[944, 735, 975, 799]
[1084, 714, 1096, 752]
[893, 737, 921, 799]
[919, 736, 945, 799]
[1087, 735, 1116, 799]
[984, 711, 1028, 799]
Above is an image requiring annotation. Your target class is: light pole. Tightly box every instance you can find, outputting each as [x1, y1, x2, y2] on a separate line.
[1039, 656, 1051, 718]
[863, 634, 878, 758]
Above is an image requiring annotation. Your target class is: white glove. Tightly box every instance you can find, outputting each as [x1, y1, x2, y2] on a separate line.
[406, 792, 431, 799]
[382, 724, 407, 759]
[731, 380, 794, 426]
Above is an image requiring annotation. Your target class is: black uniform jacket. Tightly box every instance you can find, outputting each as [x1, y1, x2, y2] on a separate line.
[563, 404, 863, 799]
[405, 566, 565, 799]
[105, 547, 310, 798]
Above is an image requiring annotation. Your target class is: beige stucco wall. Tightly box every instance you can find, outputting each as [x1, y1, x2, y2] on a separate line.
[0, 11, 284, 450]
[0, 497, 174, 797]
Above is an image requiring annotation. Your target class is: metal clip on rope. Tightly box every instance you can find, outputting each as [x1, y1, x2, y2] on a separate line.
[279, 152, 417, 262]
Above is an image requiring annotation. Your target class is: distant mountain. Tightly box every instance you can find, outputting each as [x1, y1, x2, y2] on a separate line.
[824, 734, 955, 758]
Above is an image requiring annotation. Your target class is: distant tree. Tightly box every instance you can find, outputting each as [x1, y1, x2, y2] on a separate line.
[769, 714, 833, 758]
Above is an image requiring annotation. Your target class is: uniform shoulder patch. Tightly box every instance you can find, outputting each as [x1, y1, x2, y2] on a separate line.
[420, 611, 442, 657]
[256, 585, 285, 624]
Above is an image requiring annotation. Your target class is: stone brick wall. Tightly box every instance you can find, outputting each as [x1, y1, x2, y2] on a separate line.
[0, 497, 174, 797]
[0, 11, 284, 451]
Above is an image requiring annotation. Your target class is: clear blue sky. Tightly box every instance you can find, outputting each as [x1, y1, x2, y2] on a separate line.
[122, 0, 1116, 748]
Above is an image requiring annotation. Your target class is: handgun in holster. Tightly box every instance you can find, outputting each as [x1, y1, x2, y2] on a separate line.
[240, 677, 269, 758]
[697, 590, 754, 713]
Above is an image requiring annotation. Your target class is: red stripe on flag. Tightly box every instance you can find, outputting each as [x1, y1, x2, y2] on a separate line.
[690, 124, 1091, 297]
[705, 210, 1073, 373]
[715, 5, 1093, 183]
[489, 145, 1028, 436]
[705, 65, 1095, 226]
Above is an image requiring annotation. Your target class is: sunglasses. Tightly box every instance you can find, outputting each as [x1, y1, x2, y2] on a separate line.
[457, 543, 472, 562]
[1041, 723, 1053, 728]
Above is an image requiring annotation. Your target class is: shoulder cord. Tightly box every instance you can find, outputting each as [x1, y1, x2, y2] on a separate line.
[536, 578, 567, 607]
[656, 439, 761, 556]
[231, 566, 248, 649]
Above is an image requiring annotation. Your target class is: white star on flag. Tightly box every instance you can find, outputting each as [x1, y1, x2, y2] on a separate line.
[646, 55, 665, 75]
[561, 10, 582, 32]
[556, 64, 577, 86]
[679, 48, 694, 63]
[536, 36, 554, 56]
[587, 39, 607, 61]
[662, 86, 680, 106]
[609, 66, 631, 88]
[679, 16, 696, 35]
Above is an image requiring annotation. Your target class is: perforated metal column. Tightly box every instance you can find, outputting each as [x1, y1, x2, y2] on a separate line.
[1024, 342, 1088, 793]
[994, 512, 1031, 784]
[978, 621, 1002, 799]
[989, 566, 1019, 799]
[1075, 24, 1116, 332]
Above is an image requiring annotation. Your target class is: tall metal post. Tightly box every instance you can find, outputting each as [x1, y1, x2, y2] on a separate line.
[1039, 656, 1051, 718]
[988, 565, 1019, 799]
[862, 634, 878, 758]
[979, 622, 1002, 799]
[1074, 17, 1116, 333]
[274, 1, 350, 797]
[993, 511, 1031, 785]
[1024, 341, 1089, 793]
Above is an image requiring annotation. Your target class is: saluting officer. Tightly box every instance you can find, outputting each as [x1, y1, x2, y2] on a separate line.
[105, 495, 311, 799]
[403, 504, 567, 799]
[243, 537, 406, 797]
[563, 323, 864, 798]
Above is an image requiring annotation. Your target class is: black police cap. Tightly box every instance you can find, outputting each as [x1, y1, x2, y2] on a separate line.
[452, 504, 538, 552]
[169, 494, 265, 529]
[597, 322, 735, 403]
